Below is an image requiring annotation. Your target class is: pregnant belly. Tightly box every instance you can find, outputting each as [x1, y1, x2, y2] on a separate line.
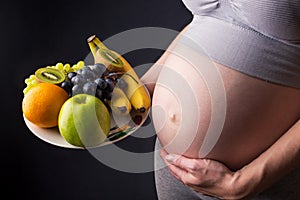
[152, 52, 300, 170]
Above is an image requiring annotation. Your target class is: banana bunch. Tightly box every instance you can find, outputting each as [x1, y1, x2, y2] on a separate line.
[87, 35, 151, 114]
[109, 87, 132, 115]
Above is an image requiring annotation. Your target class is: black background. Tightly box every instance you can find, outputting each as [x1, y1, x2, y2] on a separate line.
[3, 0, 192, 199]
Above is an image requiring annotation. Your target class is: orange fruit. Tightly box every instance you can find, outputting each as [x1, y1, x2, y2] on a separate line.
[22, 82, 69, 128]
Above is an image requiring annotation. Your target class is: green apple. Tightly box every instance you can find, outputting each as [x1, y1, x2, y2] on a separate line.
[58, 94, 111, 147]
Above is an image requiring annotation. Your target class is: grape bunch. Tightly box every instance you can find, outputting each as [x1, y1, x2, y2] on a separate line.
[24, 74, 38, 94]
[60, 63, 128, 102]
[47, 60, 85, 74]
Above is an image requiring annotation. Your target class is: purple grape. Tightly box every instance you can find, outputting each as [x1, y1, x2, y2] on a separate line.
[95, 78, 107, 90]
[71, 75, 85, 85]
[102, 91, 112, 100]
[67, 72, 77, 80]
[76, 69, 83, 75]
[81, 69, 95, 80]
[82, 66, 92, 71]
[105, 78, 115, 92]
[83, 81, 97, 95]
[61, 80, 72, 95]
[95, 89, 103, 99]
[91, 63, 106, 77]
[72, 85, 83, 96]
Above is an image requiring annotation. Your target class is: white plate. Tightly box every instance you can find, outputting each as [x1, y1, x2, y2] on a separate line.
[23, 109, 148, 149]
[24, 115, 80, 149]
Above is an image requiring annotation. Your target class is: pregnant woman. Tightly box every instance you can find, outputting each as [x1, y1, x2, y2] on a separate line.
[141, 0, 300, 199]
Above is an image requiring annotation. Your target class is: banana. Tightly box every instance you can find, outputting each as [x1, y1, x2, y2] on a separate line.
[87, 34, 151, 113]
[119, 73, 151, 112]
[109, 87, 132, 115]
[88, 35, 128, 72]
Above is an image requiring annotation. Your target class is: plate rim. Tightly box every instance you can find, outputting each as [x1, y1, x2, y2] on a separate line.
[23, 113, 145, 149]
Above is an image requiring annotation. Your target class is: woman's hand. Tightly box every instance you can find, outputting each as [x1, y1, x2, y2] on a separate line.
[160, 149, 244, 199]
[161, 119, 300, 200]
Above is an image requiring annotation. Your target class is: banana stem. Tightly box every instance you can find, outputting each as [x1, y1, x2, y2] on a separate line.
[87, 35, 108, 61]
[87, 35, 107, 49]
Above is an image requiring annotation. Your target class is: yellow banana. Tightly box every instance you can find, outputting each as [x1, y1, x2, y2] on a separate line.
[88, 35, 128, 72]
[109, 87, 132, 115]
[120, 73, 151, 112]
[87, 34, 151, 113]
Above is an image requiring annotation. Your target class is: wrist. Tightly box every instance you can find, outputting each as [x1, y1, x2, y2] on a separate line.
[222, 169, 252, 200]
[229, 165, 262, 200]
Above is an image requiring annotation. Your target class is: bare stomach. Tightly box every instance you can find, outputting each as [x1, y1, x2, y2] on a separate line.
[152, 50, 300, 171]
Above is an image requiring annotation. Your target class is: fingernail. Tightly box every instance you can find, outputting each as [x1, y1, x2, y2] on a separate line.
[165, 154, 175, 163]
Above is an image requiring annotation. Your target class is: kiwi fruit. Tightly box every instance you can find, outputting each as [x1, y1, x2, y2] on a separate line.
[35, 68, 65, 84]
[98, 48, 123, 69]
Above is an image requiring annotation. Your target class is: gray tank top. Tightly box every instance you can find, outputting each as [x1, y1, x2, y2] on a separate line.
[181, 0, 300, 89]
[183, 0, 300, 43]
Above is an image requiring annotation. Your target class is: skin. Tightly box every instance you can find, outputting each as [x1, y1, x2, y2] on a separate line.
[141, 25, 300, 199]
[160, 120, 300, 199]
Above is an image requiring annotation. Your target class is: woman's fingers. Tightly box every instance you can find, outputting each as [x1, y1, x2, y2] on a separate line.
[168, 162, 189, 183]
[160, 149, 204, 184]
[160, 148, 238, 199]
[167, 159, 212, 189]
[160, 149, 203, 173]
[159, 149, 186, 181]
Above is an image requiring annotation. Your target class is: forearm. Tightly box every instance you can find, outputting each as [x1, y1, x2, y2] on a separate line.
[140, 24, 190, 96]
[234, 119, 300, 199]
